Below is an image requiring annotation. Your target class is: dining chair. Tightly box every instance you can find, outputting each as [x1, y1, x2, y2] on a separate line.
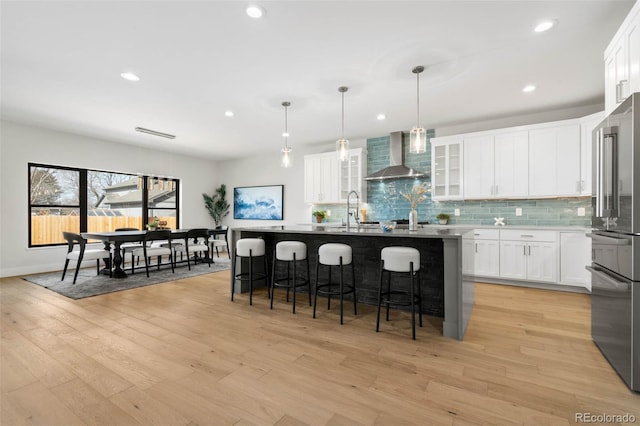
[174, 228, 211, 270]
[131, 230, 175, 277]
[61, 232, 112, 284]
[208, 226, 230, 258]
[114, 227, 144, 266]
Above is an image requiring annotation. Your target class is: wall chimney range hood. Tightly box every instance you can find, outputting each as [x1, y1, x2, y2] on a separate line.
[364, 131, 427, 180]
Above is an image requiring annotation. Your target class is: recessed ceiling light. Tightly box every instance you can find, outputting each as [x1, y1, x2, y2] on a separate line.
[534, 20, 555, 33]
[120, 72, 140, 82]
[246, 5, 265, 18]
[377, 114, 386, 120]
[225, 110, 235, 117]
[523, 84, 536, 93]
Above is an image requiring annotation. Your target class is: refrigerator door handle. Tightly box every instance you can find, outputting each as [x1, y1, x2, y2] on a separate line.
[585, 233, 631, 245]
[596, 127, 604, 217]
[586, 265, 631, 290]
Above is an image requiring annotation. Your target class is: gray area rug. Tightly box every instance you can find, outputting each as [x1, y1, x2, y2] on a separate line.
[22, 258, 231, 300]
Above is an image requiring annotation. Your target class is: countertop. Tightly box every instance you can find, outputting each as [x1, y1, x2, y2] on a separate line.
[233, 225, 468, 239]
[304, 223, 591, 232]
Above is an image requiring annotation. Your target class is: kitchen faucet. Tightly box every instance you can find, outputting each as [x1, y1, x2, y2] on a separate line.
[346, 190, 360, 231]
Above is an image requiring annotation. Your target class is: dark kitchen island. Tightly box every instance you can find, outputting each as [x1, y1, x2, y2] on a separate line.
[230, 225, 474, 340]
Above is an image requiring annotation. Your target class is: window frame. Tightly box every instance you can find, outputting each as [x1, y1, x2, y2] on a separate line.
[28, 163, 180, 247]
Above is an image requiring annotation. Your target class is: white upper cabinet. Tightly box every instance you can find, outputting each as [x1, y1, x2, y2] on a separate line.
[528, 122, 581, 197]
[494, 131, 529, 198]
[463, 131, 528, 199]
[303, 152, 340, 204]
[431, 137, 463, 200]
[463, 135, 494, 199]
[604, 1, 640, 114]
[304, 148, 366, 204]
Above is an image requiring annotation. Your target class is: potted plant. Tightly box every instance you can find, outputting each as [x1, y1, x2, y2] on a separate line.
[437, 213, 450, 225]
[313, 210, 327, 223]
[203, 184, 230, 227]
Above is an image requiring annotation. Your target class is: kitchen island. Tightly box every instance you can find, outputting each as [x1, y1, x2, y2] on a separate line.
[230, 225, 474, 340]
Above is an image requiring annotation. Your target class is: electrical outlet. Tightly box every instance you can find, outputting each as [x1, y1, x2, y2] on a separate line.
[326, 210, 331, 216]
[454, 208, 460, 216]
[577, 207, 585, 217]
[515, 207, 523, 216]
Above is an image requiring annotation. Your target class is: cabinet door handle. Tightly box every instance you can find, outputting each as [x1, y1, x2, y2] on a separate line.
[528, 246, 531, 256]
[523, 245, 526, 255]
[495, 185, 498, 195]
[475, 243, 478, 253]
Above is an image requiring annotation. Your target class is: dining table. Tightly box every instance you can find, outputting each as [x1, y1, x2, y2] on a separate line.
[83, 229, 189, 278]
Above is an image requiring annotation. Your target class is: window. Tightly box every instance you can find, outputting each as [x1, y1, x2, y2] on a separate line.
[28, 163, 180, 247]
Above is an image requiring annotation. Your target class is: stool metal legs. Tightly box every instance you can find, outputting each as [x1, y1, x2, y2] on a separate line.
[313, 257, 357, 324]
[270, 253, 311, 313]
[231, 248, 268, 305]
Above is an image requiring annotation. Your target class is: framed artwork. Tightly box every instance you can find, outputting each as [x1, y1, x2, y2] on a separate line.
[233, 185, 284, 220]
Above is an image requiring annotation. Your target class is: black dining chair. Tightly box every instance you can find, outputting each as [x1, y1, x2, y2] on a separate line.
[115, 227, 144, 266]
[174, 228, 211, 270]
[130, 230, 175, 277]
[61, 232, 112, 284]
[208, 226, 230, 258]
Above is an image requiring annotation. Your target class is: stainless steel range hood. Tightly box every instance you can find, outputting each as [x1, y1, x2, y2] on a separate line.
[364, 131, 427, 180]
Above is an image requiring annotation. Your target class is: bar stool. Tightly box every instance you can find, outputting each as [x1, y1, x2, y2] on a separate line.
[270, 241, 311, 313]
[376, 246, 423, 340]
[313, 243, 357, 324]
[231, 238, 268, 305]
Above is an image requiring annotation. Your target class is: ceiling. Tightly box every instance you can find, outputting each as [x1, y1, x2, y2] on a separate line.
[1, 1, 635, 161]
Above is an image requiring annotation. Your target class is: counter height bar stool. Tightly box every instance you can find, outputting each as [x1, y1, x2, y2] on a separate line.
[270, 241, 311, 313]
[313, 243, 357, 324]
[231, 238, 269, 305]
[376, 246, 423, 340]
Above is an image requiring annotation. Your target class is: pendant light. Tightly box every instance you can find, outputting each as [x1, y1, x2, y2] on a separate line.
[336, 86, 349, 162]
[410, 65, 427, 154]
[280, 101, 292, 168]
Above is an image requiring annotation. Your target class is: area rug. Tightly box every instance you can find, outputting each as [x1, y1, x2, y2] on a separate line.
[22, 258, 231, 300]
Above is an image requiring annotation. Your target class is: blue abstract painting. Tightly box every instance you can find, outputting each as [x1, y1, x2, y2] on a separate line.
[234, 185, 284, 220]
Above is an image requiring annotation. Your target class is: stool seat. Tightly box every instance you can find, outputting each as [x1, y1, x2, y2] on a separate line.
[236, 238, 265, 257]
[276, 241, 307, 261]
[318, 243, 352, 265]
[381, 246, 420, 272]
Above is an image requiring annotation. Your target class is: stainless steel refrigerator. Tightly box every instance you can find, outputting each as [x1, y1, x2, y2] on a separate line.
[589, 92, 640, 392]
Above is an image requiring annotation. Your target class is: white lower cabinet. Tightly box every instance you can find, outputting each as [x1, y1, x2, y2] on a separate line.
[499, 230, 558, 284]
[465, 228, 590, 290]
[462, 229, 500, 277]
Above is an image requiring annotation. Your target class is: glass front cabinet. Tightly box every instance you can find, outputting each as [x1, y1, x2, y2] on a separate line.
[430, 137, 463, 200]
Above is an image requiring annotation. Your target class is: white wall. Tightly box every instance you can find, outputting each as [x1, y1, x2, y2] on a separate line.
[436, 103, 603, 137]
[218, 139, 367, 229]
[0, 121, 220, 277]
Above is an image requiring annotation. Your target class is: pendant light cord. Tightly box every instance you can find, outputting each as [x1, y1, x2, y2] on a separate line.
[416, 71, 420, 128]
[341, 91, 345, 139]
[284, 104, 288, 148]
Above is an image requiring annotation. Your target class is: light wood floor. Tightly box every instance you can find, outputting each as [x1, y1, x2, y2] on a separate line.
[1, 271, 639, 425]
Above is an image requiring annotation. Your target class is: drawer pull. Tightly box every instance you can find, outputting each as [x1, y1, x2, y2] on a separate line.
[520, 234, 534, 238]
